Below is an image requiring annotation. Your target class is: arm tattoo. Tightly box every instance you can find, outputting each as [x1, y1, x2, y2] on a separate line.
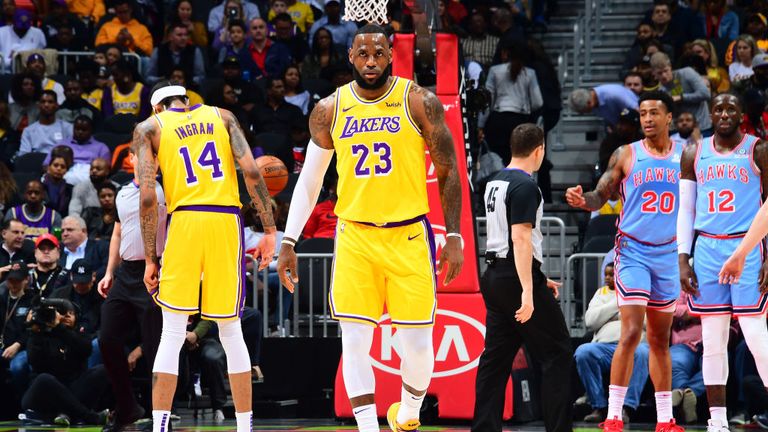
[224, 110, 276, 231]
[133, 120, 159, 263]
[414, 85, 462, 234]
[583, 146, 625, 211]
[308, 94, 335, 150]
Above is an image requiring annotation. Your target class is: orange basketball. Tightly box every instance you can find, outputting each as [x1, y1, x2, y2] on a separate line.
[256, 155, 289, 196]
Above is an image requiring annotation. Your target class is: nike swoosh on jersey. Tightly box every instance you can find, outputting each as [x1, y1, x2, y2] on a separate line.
[342, 105, 356, 112]
[408, 233, 421, 240]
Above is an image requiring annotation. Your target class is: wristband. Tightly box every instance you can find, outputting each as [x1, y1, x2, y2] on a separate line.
[281, 238, 297, 247]
[446, 233, 464, 249]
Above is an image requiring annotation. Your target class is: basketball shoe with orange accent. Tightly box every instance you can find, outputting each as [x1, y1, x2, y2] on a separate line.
[386, 403, 420, 432]
[599, 417, 624, 432]
[656, 419, 685, 432]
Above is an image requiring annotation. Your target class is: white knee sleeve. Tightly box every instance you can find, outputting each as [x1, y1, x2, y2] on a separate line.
[340, 322, 375, 398]
[218, 319, 251, 374]
[701, 315, 731, 385]
[152, 310, 189, 375]
[397, 327, 434, 391]
[738, 314, 768, 386]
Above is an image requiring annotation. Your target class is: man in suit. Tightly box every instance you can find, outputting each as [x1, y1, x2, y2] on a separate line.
[0, 219, 35, 283]
[59, 215, 108, 279]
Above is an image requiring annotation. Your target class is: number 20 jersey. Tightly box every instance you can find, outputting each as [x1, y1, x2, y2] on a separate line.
[618, 139, 684, 245]
[155, 104, 240, 212]
[694, 134, 761, 235]
[330, 77, 429, 224]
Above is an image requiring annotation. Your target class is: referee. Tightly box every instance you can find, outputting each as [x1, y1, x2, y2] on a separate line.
[98, 149, 168, 432]
[471, 124, 573, 432]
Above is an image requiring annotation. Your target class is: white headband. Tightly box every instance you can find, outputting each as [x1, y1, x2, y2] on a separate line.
[150, 85, 187, 106]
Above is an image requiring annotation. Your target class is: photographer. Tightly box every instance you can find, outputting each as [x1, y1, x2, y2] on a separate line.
[30, 234, 69, 298]
[22, 298, 109, 426]
[0, 260, 35, 396]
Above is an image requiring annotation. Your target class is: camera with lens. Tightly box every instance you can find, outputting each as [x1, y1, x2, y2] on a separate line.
[27, 297, 72, 328]
[465, 79, 491, 115]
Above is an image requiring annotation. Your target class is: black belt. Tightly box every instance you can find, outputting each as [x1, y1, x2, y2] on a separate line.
[485, 251, 541, 269]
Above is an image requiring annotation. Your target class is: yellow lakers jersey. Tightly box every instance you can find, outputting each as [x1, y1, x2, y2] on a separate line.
[155, 104, 240, 212]
[83, 88, 103, 110]
[331, 77, 429, 223]
[111, 82, 144, 115]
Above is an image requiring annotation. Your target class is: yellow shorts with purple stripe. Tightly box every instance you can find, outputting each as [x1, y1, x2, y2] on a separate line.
[154, 205, 246, 321]
[330, 216, 437, 327]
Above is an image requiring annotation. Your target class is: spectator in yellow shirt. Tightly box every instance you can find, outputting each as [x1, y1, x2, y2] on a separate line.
[268, 0, 313, 33]
[66, 0, 104, 23]
[94, 0, 153, 56]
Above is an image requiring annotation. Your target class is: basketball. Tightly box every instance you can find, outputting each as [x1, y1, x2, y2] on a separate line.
[256, 155, 289, 196]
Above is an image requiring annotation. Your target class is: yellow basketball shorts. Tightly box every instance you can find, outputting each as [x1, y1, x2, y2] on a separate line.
[153, 205, 246, 321]
[330, 215, 437, 327]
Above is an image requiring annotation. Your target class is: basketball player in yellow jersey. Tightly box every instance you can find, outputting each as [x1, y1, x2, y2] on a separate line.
[277, 24, 464, 432]
[132, 81, 276, 432]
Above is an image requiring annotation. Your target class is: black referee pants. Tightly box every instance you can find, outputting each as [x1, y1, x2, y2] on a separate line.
[99, 260, 162, 423]
[472, 261, 573, 432]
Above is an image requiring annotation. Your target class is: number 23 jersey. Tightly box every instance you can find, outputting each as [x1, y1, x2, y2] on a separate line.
[330, 77, 429, 224]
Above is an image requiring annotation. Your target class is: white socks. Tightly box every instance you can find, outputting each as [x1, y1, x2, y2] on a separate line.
[607, 385, 627, 421]
[235, 411, 252, 432]
[352, 404, 379, 432]
[655, 391, 673, 423]
[710, 407, 728, 425]
[152, 410, 171, 432]
[397, 387, 425, 424]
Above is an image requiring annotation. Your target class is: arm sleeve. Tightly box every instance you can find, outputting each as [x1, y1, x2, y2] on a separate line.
[677, 179, 696, 254]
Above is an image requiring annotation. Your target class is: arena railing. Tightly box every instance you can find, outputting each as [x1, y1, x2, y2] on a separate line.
[12, 51, 144, 75]
[562, 252, 607, 337]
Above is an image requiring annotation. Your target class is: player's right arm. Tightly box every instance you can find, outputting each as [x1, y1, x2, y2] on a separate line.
[98, 220, 122, 298]
[565, 145, 628, 211]
[220, 108, 276, 271]
[133, 118, 161, 291]
[276, 94, 336, 292]
[678, 141, 699, 296]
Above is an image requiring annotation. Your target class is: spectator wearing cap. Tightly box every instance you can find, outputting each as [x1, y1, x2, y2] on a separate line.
[309, 0, 358, 49]
[42, 0, 88, 53]
[0, 219, 35, 282]
[670, 111, 700, 146]
[17, 90, 73, 157]
[569, 84, 639, 128]
[221, 56, 263, 113]
[58, 215, 108, 279]
[725, 13, 768, 66]
[55, 79, 103, 127]
[251, 76, 305, 136]
[207, 0, 261, 34]
[0, 259, 35, 395]
[272, 13, 309, 63]
[101, 59, 151, 119]
[30, 233, 68, 297]
[94, 0, 153, 56]
[0, 10, 46, 73]
[732, 52, 768, 99]
[267, 0, 313, 33]
[247, 17, 292, 79]
[4, 180, 62, 241]
[11, 53, 65, 104]
[45, 116, 109, 185]
[147, 21, 205, 86]
[650, 51, 712, 134]
[217, 20, 258, 77]
[66, 0, 105, 24]
[597, 108, 642, 175]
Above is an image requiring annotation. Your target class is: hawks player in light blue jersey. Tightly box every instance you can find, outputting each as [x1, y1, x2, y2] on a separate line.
[678, 93, 768, 432]
[567, 91, 685, 432]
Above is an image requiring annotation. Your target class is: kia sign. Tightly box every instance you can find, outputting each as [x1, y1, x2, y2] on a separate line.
[371, 309, 486, 378]
[334, 293, 513, 420]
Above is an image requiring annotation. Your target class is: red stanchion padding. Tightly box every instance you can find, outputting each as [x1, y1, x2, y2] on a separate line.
[435, 33, 459, 96]
[392, 34, 415, 80]
[334, 293, 513, 420]
[428, 95, 479, 293]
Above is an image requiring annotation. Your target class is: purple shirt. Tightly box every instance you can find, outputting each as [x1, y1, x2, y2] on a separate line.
[44, 138, 111, 166]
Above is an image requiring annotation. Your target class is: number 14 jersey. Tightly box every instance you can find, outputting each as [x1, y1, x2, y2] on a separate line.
[155, 104, 240, 212]
[694, 134, 761, 235]
[330, 77, 429, 224]
[618, 139, 684, 245]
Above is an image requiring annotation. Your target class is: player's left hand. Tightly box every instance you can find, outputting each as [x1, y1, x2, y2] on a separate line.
[719, 252, 746, 286]
[547, 279, 561, 298]
[253, 232, 276, 272]
[143, 260, 159, 293]
[438, 236, 464, 286]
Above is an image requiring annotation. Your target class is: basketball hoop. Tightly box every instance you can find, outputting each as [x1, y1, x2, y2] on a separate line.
[343, 0, 388, 24]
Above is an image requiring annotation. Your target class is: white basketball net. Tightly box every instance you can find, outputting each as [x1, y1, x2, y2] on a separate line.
[343, 0, 388, 24]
